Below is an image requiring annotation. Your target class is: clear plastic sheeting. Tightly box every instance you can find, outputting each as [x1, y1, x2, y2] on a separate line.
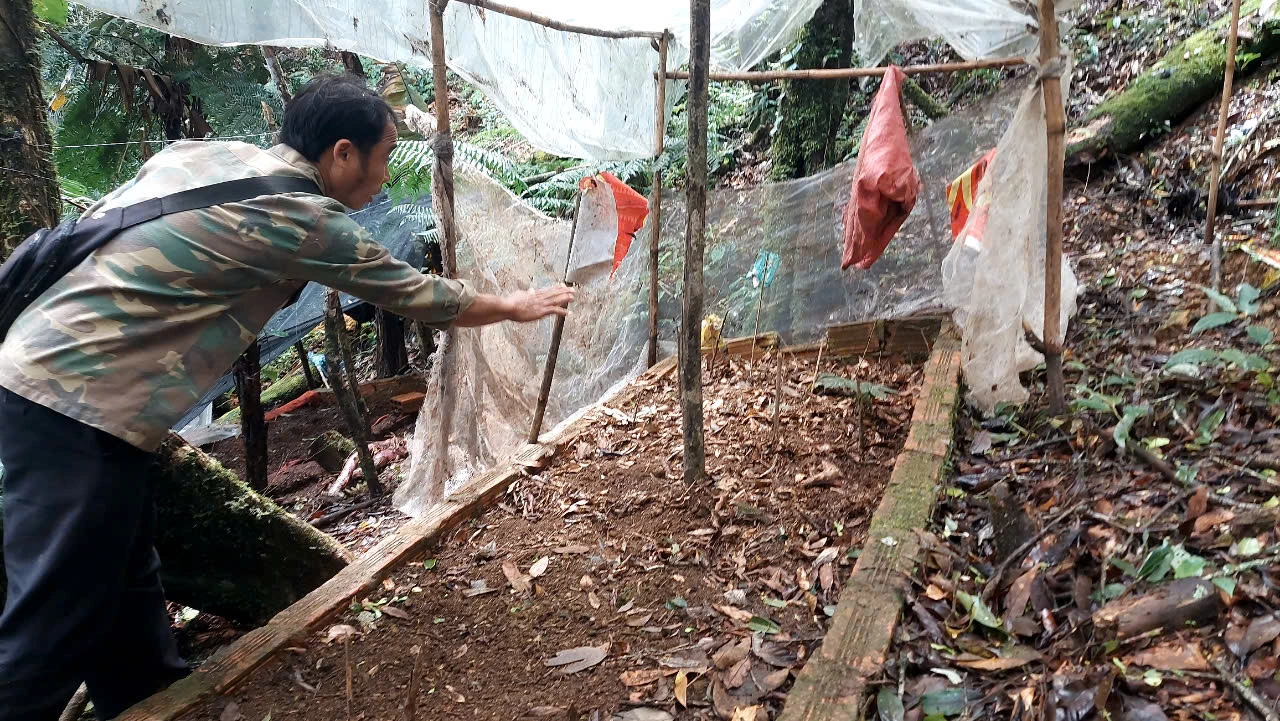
[75, 0, 824, 160]
[942, 70, 1079, 413]
[395, 86, 1024, 517]
[854, 0, 1081, 67]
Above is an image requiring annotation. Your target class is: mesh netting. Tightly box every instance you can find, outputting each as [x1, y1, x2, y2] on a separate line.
[394, 81, 1027, 516]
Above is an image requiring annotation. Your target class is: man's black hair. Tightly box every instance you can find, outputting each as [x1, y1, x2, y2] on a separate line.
[279, 74, 395, 162]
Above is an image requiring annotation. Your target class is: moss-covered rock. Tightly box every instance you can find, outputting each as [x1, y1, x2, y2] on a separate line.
[0, 433, 351, 623]
[1068, 2, 1280, 162]
[216, 371, 310, 425]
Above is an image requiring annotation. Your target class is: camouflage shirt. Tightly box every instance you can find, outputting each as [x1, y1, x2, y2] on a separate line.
[0, 141, 474, 452]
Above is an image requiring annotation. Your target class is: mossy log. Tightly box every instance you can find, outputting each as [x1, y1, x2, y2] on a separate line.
[0, 433, 351, 625]
[1068, 2, 1280, 163]
[215, 371, 310, 425]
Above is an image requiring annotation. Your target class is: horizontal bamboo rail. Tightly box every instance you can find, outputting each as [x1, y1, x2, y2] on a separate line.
[664, 56, 1028, 82]
[452, 0, 664, 40]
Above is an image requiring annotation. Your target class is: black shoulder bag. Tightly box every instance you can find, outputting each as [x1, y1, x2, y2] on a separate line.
[0, 175, 320, 342]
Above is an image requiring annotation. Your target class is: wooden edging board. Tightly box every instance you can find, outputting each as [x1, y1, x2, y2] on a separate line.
[119, 356, 679, 721]
[122, 315, 953, 721]
[778, 321, 961, 721]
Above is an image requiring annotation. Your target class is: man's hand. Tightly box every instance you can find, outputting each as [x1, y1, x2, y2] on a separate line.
[504, 286, 577, 322]
[455, 285, 577, 327]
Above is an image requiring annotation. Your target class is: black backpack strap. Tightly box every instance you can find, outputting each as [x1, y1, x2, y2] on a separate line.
[113, 175, 322, 231]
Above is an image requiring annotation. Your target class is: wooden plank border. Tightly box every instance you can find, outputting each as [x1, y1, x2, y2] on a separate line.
[119, 356, 678, 721]
[778, 321, 961, 721]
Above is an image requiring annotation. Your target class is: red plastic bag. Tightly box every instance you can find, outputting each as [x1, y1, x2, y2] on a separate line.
[599, 172, 649, 277]
[841, 66, 921, 270]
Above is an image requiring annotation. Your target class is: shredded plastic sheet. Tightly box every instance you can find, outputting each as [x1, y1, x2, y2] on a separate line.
[395, 87, 1023, 516]
[854, 0, 1081, 67]
[75, 0, 823, 160]
[942, 65, 1079, 413]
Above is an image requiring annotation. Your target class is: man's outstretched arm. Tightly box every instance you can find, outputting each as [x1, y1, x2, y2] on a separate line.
[454, 286, 576, 327]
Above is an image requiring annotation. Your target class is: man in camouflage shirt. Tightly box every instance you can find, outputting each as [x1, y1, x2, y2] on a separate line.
[0, 76, 574, 721]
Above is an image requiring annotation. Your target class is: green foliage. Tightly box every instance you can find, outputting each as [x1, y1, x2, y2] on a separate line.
[34, 0, 68, 26]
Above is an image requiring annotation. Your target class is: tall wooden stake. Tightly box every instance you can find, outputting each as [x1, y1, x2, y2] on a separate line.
[1208, 0, 1244, 292]
[414, 0, 463, 505]
[681, 0, 710, 485]
[1040, 0, 1068, 415]
[648, 32, 670, 369]
[233, 340, 268, 492]
[528, 191, 584, 444]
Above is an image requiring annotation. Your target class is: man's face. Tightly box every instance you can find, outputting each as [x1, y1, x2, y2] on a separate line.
[319, 121, 398, 210]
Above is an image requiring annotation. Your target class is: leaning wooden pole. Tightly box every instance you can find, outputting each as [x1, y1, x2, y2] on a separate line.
[528, 191, 584, 443]
[681, 0, 710, 485]
[1208, 0, 1245, 292]
[647, 31, 670, 369]
[1040, 0, 1068, 415]
[325, 291, 384, 497]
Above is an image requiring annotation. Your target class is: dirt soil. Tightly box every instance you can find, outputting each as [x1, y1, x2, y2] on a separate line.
[181, 350, 924, 721]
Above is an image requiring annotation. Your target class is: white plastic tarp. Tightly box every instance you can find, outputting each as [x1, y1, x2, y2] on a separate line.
[854, 0, 1081, 67]
[73, 0, 823, 160]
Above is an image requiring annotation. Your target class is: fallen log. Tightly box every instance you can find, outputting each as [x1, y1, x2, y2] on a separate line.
[0, 433, 351, 625]
[1068, 1, 1280, 164]
[1093, 577, 1222, 639]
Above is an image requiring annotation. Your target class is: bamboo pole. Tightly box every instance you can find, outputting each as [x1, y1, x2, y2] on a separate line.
[1208, 0, 1245, 292]
[528, 191, 584, 444]
[451, 0, 664, 39]
[647, 32, 670, 369]
[681, 0, 710, 485]
[663, 56, 1027, 83]
[1040, 0, 1068, 415]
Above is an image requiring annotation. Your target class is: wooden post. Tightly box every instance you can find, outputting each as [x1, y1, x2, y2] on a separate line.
[232, 340, 268, 492]
[413, 0, 463, 505]
[295, 341, 319, 390]
[430, 0, 457, 277]
[1208, 0, 1245, 292]
[375, 309, 409, 377]
[325, 291, 384, 497]
[528, 192, 584, 444]
[681, 0, 710, 485]
[1039, 0, 1068, 416]
[647, 32, 670, 369]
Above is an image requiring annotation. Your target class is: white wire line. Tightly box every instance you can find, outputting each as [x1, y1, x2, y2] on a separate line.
[34, 131, 278, 151]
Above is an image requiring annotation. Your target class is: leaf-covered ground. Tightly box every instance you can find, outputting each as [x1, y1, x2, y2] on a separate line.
[872, 10, 1280, 715]
[182, 351, 926, 721]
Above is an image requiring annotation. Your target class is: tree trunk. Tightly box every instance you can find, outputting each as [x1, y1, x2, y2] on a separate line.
[0, 434, 351, 625]
[340, 51, 366, 78]
[375, 309, 409, 377]
[1068, 1, 1280, 163]
[681, 0, 710, 486]
[768, 0, 854, 181]
[0, 0, 61, 259]
[232, 340, 269, 492]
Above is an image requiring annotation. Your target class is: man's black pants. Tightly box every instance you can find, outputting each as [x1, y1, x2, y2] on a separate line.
[0, 388, 189, 720]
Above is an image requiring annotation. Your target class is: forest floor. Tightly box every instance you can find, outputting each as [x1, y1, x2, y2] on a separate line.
[173, 1, 1280, 717]
[181, 351, 923, 721]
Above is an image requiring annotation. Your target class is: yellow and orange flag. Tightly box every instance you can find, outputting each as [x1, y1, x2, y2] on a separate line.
[947, 148, 997, 241]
